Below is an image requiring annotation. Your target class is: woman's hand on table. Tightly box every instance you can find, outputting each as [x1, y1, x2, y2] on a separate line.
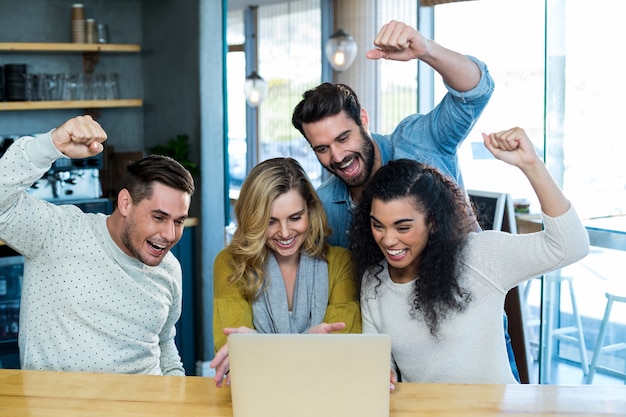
[209, 326, 256, 387]
[307, 322, 346, 334]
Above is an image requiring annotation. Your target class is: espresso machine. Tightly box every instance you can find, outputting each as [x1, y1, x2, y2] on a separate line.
[1, 134, 112, 215]
[27, 153, 113, 214]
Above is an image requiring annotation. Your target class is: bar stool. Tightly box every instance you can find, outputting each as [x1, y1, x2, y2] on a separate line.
[525, 274, 589, 380]
[585, 290, 626, 384]
[547, 275, 589, 378]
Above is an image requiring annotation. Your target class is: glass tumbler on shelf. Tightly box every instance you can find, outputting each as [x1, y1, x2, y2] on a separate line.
[23, 73, 38, 101]
[36, 74, 59, 101]
[75, 73, 86, 100]
[104, 73, 119, 100]
[49, 74, 62, 101]
[61, 73, 77, 101]
[93, 74, 106, 100]
[36, 74, 48, 101]
[82, 73, 94, 100]
[97, 23, 109, 44]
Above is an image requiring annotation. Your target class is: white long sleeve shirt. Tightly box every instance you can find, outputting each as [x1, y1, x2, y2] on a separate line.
[361, 207, 589, 383]
[0, 132, 184, 375]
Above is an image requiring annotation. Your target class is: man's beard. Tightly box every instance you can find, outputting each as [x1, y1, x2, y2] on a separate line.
[121, 219, 163, 267]
[325, 127, 375, 188]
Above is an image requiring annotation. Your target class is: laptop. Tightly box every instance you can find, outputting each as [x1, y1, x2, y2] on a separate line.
[227, 333, 391, 417]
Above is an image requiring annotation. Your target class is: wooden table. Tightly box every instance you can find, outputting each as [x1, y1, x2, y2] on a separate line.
[1, 369, 625, 416]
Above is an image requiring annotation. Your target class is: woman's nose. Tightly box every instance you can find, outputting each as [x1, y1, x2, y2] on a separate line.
[381, 230, 397, 247]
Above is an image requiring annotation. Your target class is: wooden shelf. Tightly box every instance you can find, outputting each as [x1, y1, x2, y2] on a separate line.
[0, 99, 143, 111]
[0, 43, 142, 113]
[0, 42, 140, 53]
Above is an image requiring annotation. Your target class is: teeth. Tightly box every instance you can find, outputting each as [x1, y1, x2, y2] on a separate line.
[386, 248, 405, 256]
[150, 242, 167, 250]
[277, 237, 295, 245]
[339, 157, 354, 169]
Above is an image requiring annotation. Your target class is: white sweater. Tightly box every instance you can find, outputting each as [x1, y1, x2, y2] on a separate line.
[361, 207, 589, 383]
[0, 132, 184, 375]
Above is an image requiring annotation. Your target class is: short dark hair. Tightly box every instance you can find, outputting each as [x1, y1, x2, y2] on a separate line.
[292, 83, 363, 138]
[119, 154, 195, 204]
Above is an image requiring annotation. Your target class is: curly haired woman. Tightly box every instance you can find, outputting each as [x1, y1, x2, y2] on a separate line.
[349, 127, 589, 386]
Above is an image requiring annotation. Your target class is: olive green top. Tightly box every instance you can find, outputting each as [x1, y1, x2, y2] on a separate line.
[212, 245, 361, 351]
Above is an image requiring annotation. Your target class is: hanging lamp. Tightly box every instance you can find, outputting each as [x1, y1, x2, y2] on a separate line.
[244, 70, 268, 107]
[325, 29, 358, 72]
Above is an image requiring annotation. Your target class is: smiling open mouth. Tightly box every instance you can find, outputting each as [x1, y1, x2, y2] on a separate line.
[385, 248, 407, 259]
[148, 240, 168, 255]
[275, 236, 296, 248]
[337, 156, 360, 177]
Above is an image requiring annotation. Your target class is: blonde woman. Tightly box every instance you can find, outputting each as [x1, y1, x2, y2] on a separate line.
[210, 157, 361, 386]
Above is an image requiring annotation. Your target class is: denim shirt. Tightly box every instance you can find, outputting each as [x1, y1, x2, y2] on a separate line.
[317, 55, 495, 249]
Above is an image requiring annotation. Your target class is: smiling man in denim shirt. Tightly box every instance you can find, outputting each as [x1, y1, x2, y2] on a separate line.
[292, 20, 520, 382]
[292, 20, 494, 248]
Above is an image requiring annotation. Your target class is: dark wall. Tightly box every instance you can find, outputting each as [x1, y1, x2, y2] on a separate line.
[141, 0, 200, 152]
[141, 0, 201, 215]
[0, 0, 144, 151]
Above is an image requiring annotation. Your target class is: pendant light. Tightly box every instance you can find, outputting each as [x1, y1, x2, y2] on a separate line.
[325, 29, 358, 72]
[244, 70, 268, 107]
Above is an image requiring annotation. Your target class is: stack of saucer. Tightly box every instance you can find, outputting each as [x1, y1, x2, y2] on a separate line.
[72, 4, 86, 43]
[5, 64, 27, 102]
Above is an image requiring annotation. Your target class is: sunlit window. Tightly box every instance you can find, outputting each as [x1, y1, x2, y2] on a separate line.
[226, 1, 322, 194]
[226, 9, 247, 195]
[378, 0, 418, 134]
[434, 0, 545, 206]
[434, 0, 626, 386]
[257, 0, 323, 187]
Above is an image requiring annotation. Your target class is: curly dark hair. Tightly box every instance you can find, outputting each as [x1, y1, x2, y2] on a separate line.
[349, 159, 475, 337]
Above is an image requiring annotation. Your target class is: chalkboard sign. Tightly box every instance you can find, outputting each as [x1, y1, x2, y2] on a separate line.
[467, 190, 518, 233]
[468, 189, 507, 231]
[501, 194, 518, 234]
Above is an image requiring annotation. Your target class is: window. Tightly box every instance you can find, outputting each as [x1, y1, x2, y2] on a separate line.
[434, 0, 545, 206]
[378, 0, 418, 134]
[434, 0, 626, 385]
[226, 9, 247, 195]
[226, 1, 323, 199]
[256, 0, 323, 187]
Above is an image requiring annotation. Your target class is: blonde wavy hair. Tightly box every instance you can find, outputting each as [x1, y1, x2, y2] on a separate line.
[228, 157, 330, 299]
